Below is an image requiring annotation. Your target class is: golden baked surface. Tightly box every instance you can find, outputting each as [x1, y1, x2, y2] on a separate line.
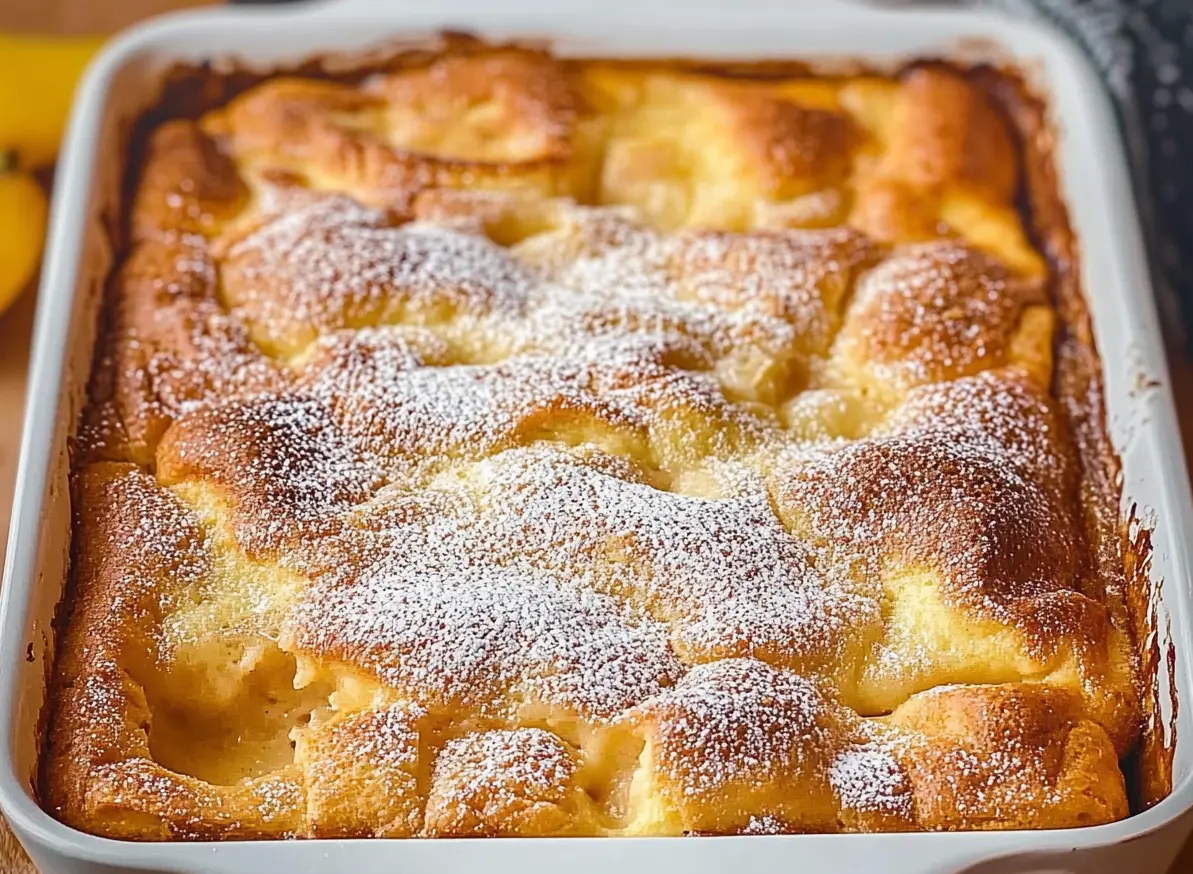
[45, 39, 1141, 839]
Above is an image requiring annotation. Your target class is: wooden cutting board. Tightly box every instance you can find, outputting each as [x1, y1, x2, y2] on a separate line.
[0, 1, 1190, 871]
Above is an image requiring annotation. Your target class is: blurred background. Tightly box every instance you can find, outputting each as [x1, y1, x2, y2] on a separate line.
[1, 0, 213, 32]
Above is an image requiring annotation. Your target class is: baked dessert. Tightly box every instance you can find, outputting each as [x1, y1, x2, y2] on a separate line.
[43, 36, 1147, 839]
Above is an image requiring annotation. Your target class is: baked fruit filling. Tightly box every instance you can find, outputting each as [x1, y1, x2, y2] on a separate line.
[44, 40, 1140, 839]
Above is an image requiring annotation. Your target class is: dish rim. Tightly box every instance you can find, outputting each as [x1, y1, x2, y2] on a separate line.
[3, 0, 1193, 868]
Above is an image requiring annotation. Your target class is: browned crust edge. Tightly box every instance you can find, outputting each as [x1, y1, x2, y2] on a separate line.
[974, 64, 1173, 811]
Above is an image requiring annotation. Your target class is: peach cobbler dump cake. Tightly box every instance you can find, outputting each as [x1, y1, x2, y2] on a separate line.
[43, 37, 1146, 839]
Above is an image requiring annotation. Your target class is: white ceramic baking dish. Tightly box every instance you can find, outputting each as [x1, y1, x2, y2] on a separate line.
[2, 0, 1192, 871]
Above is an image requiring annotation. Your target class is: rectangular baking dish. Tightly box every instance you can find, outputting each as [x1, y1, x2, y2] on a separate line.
[3, 0, 1193, 872]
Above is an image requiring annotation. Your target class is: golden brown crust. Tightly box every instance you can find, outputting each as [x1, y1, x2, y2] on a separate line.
[887, 684, 1127, 830]
[78, 236, 286, 466]
[45, 464, 306, 839]
[156, 396, 386, 557]
[885, 66, 1018, 202]
[295, 704, 425, 838]
[423, 728, 592, 837]
[132, 120, 250, 240]
[623, 659, 848, 835]
[43, 38, 1145, 841]
[202, 50, 602, 212]
[829, 243, 1052, 398]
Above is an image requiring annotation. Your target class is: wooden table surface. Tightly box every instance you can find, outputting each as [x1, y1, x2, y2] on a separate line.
[2, 0, 1193, 870]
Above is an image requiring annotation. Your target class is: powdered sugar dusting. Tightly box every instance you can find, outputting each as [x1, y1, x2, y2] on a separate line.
[221, 194, 537, 355]
[303, 341, 746, 466]
[60, 46, 1137, 838]
[284, 444, 878, 716]
[629, 659, 838, 800]
[290, 563, 682, 721]
[779, 426, 1076, 616]
[426, 728, 577, 832]
[836, 242, 1044, 388]
[877, 369, 1067, 493]
[527, 210, 872, 361]
[300, 703, 424, 812]
[161, 395, 387, 554]
[740, 814, 787, 834]
[830, 742, 913, 818]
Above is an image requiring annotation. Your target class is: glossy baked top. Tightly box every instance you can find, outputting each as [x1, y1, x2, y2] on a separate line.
[44, 38, 1141, 839]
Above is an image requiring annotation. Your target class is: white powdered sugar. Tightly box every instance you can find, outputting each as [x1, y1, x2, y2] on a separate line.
[839, 242, 1036, 387]
[304, 343, 665, 462]
[221, 195, 538, 352]
[223, 194, 870, 407]
[283, 444, 878, 723]
[629, 659, 837, 798]
[162, 394, 388, 554]
[471, 448, 878, 664]
[429, 728, 577, 812]
[740, 814, 787, 835]
[530, 213, 870, 359]
[829, 742, 913, 818]
[290, 562, 683, 721]
[876, 369, 1067, 492]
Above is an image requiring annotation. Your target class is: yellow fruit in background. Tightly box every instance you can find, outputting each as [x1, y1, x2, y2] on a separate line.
[0, 160, 48, 315]
[0, 34, 106, 168]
